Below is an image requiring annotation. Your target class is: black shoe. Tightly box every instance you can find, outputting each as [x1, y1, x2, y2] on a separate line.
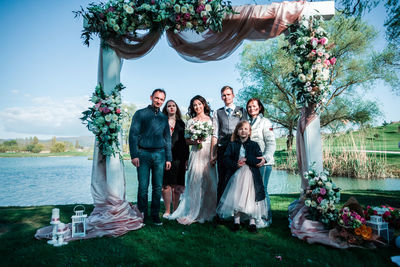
[152, 216, 163, 226]
[248, 224, 257, 233]
[232, 223, 240, 232]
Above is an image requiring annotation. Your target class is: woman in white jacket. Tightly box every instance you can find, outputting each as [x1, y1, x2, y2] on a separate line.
[246, 98, 276, 227]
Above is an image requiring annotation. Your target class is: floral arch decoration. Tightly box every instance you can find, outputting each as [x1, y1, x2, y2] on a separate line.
[78, 0, 317, 157]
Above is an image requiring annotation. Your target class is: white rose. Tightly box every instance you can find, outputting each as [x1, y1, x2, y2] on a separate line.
[298, 74, 306, 83]
[205, 4, 212, 12]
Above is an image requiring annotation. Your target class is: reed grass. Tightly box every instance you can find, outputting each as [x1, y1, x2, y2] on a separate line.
[323, 131, 391, 179]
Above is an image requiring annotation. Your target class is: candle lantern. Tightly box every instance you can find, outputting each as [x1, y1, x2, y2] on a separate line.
[47, 208, 60, 245]
[53, 222, 68, 247]
[71, 205, 87, 238]
[366, 215, 389, 243]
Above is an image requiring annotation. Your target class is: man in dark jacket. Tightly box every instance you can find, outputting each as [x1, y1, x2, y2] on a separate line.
[129, 89, 171, 225]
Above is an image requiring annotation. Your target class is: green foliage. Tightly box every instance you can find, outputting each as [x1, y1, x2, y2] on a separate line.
[25, 143, 44, 153]
[1, 192, 399, 266]
[50, 142, 66, 153]
[3, 140, 18, 146]
[74, 0, 235, 46]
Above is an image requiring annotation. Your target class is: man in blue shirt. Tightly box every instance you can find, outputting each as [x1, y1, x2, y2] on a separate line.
[129, 89, 172, 225]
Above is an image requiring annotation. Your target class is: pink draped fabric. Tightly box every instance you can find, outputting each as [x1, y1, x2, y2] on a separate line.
[107, 2, 306, 61]
[35, 133, 144, 242]
[289, 106, 350, 248]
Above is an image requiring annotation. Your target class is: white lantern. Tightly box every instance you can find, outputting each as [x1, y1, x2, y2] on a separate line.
[367, 216, 389, 243]
[71, 205, 87, 238]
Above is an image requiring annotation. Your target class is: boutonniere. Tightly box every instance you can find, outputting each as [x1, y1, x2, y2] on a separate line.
[233, 110, 242, 118]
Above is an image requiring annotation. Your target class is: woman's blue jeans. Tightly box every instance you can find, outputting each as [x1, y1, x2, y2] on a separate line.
[137, 149, 165, 219]
[260, 165, 272, 220]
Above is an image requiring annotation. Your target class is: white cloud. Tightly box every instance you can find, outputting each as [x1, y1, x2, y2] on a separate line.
[0, 95, 92, 138]
[11, 90, 19, 94]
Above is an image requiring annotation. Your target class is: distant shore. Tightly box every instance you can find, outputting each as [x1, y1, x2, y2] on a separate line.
[0, 152, 92, 158]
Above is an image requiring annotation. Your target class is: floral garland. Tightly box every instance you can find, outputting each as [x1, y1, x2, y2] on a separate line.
[81, 83, 125, 157]
[303, 166, 341, 228]
[74, 0, 235, 46]
[285, 16, 336, 110]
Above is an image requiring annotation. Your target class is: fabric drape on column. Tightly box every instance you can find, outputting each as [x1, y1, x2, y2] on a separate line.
[106, 2, 306, 61]
[288, 107, 349, 248]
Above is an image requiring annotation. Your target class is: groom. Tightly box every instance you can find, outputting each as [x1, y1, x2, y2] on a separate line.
[129, 89, 172, 225]
[211, 86, 247, 203]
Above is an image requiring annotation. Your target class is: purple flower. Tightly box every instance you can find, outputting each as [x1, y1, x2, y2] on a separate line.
[320, 188, 326, 195]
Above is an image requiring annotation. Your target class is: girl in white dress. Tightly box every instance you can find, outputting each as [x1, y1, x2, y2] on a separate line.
[169, 95, 218, 225]
[217, 121, 268, 232]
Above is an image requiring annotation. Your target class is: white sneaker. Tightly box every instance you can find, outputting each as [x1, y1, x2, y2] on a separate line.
[162, 213, 170, 219]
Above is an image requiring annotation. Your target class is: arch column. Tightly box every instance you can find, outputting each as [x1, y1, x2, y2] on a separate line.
[91, 46, 126, 203]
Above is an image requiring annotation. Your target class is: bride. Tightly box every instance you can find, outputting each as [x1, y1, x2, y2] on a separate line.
[169, 95, 218, 225]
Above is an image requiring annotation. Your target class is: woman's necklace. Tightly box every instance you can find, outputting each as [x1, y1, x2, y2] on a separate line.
[168, 117, 176, 133]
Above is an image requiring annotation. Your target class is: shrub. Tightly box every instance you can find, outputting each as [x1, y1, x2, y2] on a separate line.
[50, 142, 66, 153]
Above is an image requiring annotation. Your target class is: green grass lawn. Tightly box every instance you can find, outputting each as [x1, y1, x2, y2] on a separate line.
[1, 191, 399, 266]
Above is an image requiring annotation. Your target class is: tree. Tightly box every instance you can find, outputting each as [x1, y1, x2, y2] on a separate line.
[50, 142, 66, 153]
[320, 96, 382, 133]
[51, 136, 57, 147]
[338, 0, 400, 94]
[32, 136, 39, 145]
[237, 15, 397, 150]
[121, 103, 137, 153]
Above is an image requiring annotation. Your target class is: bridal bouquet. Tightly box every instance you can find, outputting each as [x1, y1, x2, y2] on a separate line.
[304, 166, 341, 228]
[81, 83, 124, 157]
[184, 120, 213, 149]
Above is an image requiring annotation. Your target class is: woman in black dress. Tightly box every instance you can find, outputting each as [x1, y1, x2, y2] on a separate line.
[161, 100, 189, 218]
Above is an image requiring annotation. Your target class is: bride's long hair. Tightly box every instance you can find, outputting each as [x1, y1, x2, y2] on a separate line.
[187, 95, 211, 118]
[231, 121, 252, 142]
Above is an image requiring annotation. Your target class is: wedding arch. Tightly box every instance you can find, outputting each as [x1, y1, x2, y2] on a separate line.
[38, 0, 336, 243]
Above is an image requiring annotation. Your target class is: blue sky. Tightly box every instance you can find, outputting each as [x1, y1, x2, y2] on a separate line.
[0, 0, 398, 139]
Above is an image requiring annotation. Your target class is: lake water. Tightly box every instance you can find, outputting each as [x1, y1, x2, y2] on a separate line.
[1, 156, 399, 207]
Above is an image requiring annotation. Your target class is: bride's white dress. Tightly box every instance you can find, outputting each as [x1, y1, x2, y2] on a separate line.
[169, 119, 218, 225]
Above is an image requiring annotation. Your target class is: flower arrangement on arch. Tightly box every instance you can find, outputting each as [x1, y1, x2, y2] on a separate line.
[303, 165, 341, 228]
[184, 120, 213, 149]
[81, 83, 125, 157]
[74, 0, 235, 46]
[285, 16, 336, 110]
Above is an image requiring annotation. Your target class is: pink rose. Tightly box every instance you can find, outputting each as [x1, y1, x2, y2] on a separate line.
[103, 107, 111, 114]
[151, 0, 155, 4]
[311, 50, 316, 54]
[319, 37, 328, 45]
[316, 58, 322, 64]
[116, 108, 121, 114]
[196, 4, 205, 13]
[330, 57, 336, 65]
[184, 13, 190, 20]
[317, 197, 323, 203]
[202, 16, 207, 23]
[318, 51, 324, 57]
[383, 211, 391, 217]
[95, 102, 101, 109]
[324, 59, 331, 66]
[320, 188, 326, 195]
[373, 210, 378, 215]
[175, 15, 181, 22]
